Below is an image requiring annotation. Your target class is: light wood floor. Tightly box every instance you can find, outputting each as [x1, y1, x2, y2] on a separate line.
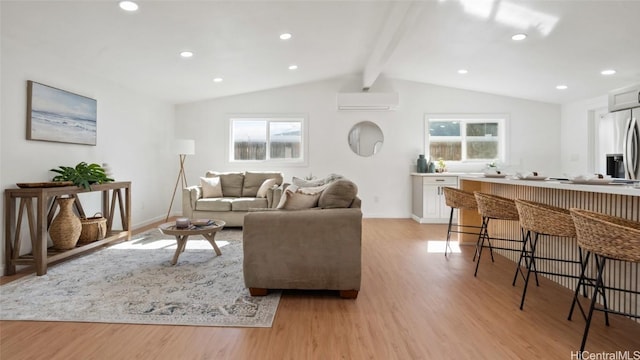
[1, 219, 639, 359]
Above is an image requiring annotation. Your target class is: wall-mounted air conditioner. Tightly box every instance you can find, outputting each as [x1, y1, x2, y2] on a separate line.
[336, 92, 399, 111]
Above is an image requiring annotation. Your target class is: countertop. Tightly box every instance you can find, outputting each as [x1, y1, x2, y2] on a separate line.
[410, 172, 482, 176]
[458, 174, 640, 196]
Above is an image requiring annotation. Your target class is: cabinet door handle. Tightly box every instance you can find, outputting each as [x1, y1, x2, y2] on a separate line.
[436, 179, 445, 181]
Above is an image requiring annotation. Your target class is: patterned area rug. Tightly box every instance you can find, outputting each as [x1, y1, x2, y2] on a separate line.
[0, 229, 281, 327]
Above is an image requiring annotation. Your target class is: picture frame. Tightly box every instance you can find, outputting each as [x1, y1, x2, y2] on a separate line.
[27, 80, 97, 146]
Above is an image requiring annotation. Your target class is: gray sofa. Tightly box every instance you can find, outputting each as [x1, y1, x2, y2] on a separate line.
[182, 171, 284, 227]
[242, 178, 362, 298]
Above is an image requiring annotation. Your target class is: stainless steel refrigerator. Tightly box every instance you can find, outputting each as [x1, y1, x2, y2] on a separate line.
[610, 108, 639, 179]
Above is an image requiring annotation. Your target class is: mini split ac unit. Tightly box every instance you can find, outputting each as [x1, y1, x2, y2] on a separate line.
[336, 92, 399, 111]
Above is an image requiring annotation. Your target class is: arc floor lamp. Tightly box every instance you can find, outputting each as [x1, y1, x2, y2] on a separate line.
[165, 139, 195, 222]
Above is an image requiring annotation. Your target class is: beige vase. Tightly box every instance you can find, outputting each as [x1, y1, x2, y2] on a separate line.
[49, 197, 82, 250]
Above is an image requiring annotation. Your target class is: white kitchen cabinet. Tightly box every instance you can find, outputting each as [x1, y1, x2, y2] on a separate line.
[608, 83, 640, 112]
[411, 174, 458, 223]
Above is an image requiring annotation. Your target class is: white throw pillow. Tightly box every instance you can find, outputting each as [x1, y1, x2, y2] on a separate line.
[200, 176, 223, 198]
[256, 178, 277, 198]
[297, 184, 329, 195]
[292, 176, 326, 187]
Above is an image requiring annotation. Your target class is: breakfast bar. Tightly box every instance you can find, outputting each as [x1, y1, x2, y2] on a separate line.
[457, 175, 639, 319]
[458, 176, 639, 243]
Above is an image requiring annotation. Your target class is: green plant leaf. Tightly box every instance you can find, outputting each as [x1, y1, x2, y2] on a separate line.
[50, 162, 114, 190]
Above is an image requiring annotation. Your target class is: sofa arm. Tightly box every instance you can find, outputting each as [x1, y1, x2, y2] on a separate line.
[243, 208, 362, 291]
[182, 185, 202, 218]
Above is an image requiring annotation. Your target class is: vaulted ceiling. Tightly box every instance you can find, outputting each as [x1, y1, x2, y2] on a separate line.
[2, 0, 640, 105]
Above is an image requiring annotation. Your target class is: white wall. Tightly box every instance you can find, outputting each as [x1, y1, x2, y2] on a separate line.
[1, 38, 176, 273]
[560, 95, 608, 175]
[176, 75, 561, 218]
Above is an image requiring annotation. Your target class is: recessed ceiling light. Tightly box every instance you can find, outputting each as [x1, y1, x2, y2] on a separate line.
[288, 64, 298, 70]
[556, 85, 568, 90]
[512, 33, 527, 41]
[118, 1, 138, 11]
[601, 69, 616, 75]
[280, 33, 292, 40]
[213, 77, 223, 83]
[457, 69, 468, 74]
[180, 51, 193, 58]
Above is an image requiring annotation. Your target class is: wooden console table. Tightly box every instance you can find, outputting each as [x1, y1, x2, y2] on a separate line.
[4, 181, 131, 276]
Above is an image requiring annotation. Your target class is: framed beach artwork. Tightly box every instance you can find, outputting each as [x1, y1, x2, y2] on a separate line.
[27, 81, 97, 146]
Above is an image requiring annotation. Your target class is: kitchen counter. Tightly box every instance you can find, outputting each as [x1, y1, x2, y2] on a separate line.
[458, 174, 640, 196]
[410, 172, 479, 176]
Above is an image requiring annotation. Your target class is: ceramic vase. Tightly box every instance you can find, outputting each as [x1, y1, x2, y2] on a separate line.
[417, 155, 428, 173]
[102, 163, 113, 179]
[49, 197, 82, 250]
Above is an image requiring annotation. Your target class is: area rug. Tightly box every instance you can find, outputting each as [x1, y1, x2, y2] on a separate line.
[0, 229, 281, 327]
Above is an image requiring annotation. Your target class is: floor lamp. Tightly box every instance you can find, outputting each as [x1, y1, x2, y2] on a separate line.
[165, 139, 195, 222]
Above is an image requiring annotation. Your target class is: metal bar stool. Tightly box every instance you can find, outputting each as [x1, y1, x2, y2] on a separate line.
[568, 208, 640, 353]
[442, 187, 482, 257]
[473, 192, 525, 279]
[514, 199, 582, 310]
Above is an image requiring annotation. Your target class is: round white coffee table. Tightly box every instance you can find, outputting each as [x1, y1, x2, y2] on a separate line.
[158, 220, 226, 265]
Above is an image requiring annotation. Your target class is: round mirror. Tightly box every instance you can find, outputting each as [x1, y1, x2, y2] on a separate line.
[348, 121, 384, 157]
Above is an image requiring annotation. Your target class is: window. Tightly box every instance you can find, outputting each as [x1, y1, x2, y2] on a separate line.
[230, 117, 305, 163]
[425, 114, 506, 163]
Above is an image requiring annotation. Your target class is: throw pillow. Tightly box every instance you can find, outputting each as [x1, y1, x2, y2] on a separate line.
[256, 178, 277, 198]
[292, 173, 345, 187]
[206, 171, 244, 197]
[200, 176, 223, 198]
[276, 185, 322, 210]
[275, 185, 294, 209]
[292, 177, 326, 188]
[318, 179, 358, 208]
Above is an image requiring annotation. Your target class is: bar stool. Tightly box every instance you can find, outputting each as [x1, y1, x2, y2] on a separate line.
[442, 187, 482, 257]
[514, 199, 581, 310]
[473, 192, 524, 279]
[568, 208, 640, 353]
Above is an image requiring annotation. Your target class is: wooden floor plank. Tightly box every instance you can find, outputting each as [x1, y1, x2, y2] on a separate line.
[1, 219, 639, 359]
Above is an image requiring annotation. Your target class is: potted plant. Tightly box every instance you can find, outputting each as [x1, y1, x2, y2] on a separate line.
[50, 162, 114, 190]
[486, 161, 501, 174]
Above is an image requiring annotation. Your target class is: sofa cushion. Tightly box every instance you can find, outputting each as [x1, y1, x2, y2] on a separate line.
[196, 198, 233, 211]
[319, 179, 358, 209]
[256, 178, 277, 198]
[243, 171, 283, 197]
[206, 171, 244, 197]
[277, 185, 323, 210]
[231, 197, 269, 211]
[200, 176, 223, 198]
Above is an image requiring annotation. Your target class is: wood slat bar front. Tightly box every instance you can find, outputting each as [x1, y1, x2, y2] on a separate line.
[4, 181, 131, 276]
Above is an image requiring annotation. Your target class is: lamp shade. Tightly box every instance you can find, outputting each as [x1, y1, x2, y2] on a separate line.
[174, 139, 195, 155]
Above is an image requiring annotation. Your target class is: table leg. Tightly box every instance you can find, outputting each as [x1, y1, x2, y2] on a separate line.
[171, 235, 189, 265]
[35, 194, 47, 275]
[5, 195, 16, 275]
[202, 232, 222, 256]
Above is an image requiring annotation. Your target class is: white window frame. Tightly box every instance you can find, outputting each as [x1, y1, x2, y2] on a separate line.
[228, 114, 308, 166]
[424, 113, 509, 166]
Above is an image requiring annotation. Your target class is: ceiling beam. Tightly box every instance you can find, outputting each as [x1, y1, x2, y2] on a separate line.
[362, 2, 424, 90]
